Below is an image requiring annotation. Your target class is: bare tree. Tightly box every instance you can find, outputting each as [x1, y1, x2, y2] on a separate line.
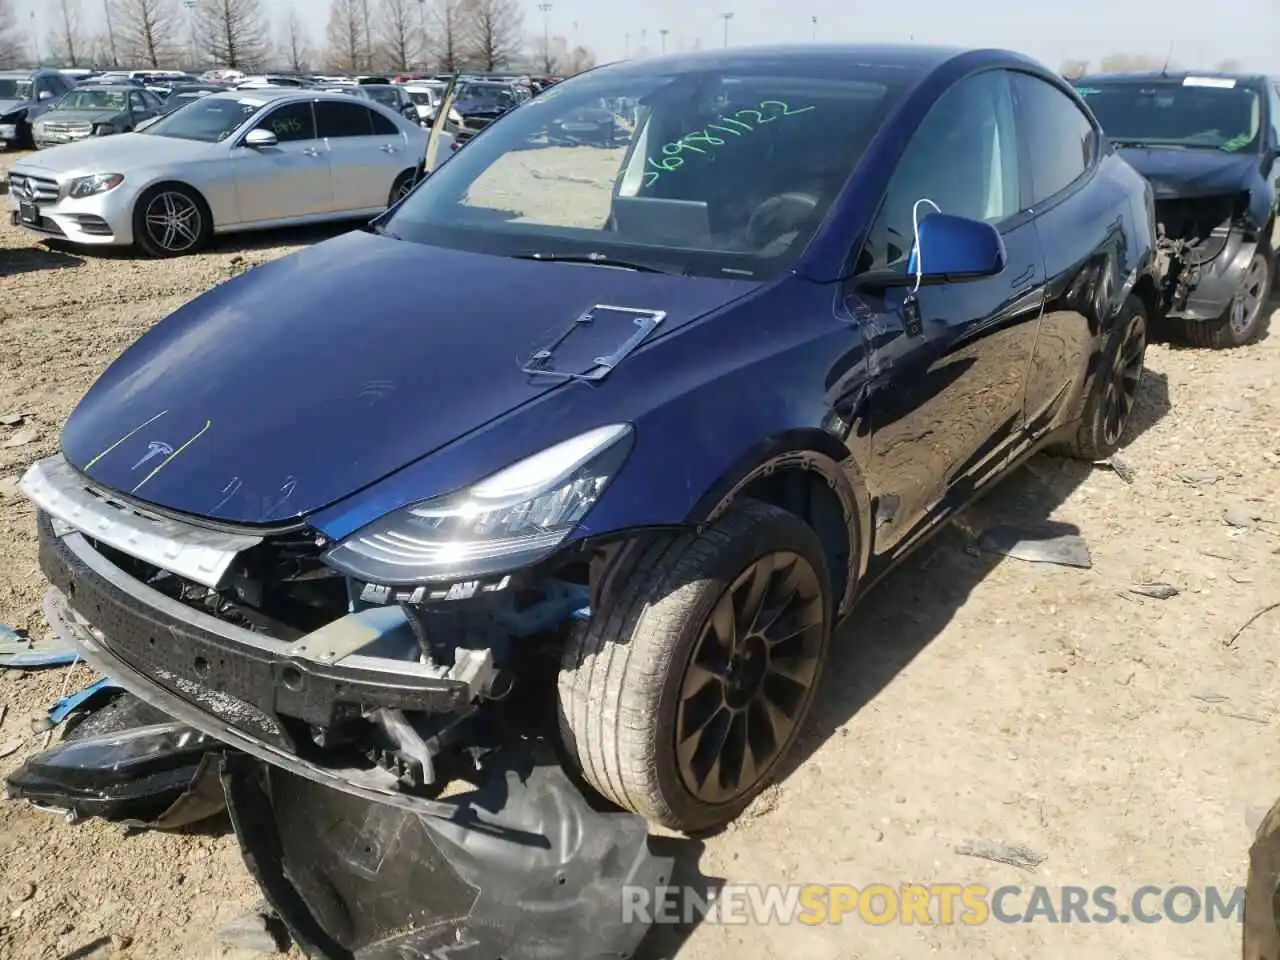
[324, 0, 368, 72]
[562, 44, 594, 75]
[111, 0, 181, 67]
[462, 0, 522, 71]
[426, 0, 461, 71]
[1059, 58, 1090, 79]
[194, 0, 269, 69]
[1098, 53, 1167, 74]
[374, 0, 420, 71]
[46, 0, 88, 66]
[0, 0, 25, 67]
[276, 7, 314, 73]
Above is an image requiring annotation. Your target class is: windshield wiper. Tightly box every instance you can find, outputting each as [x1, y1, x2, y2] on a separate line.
[511, 251, 675, 274]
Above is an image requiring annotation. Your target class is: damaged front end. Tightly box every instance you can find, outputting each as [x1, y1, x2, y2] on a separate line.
[23, 452, 673, 958]
[1153, 190, 1262, 321]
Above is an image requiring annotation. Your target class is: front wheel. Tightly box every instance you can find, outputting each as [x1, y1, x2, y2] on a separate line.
[388, 170, 417, 207]
[132, 184, 211, 257]
[1173, 248, 1272, 349]
[1060, 293, 1148, 461]
[557, 499, 833, 834]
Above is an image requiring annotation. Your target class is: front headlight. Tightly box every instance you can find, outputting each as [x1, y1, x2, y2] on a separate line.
[92, 123, 117, 136]
[67, 172, 124, 198]
[324, 423, 635, 584]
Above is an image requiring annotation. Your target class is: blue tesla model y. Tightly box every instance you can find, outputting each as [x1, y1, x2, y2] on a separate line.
[24, 45, 1159, 841]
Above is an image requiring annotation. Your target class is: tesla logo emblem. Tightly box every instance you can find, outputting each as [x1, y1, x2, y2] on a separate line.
[131, 440, 174, 470]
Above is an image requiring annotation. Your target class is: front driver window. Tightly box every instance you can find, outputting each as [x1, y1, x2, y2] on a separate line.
[256, 101, 317, 142]
[859, 69, 1020, 273]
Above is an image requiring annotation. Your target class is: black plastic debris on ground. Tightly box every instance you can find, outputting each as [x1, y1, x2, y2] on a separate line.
[222, 738, 674, 960]
[5, 692, 227, 829]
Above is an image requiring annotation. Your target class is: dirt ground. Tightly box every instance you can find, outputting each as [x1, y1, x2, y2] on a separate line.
[1, 145, 1279, 960]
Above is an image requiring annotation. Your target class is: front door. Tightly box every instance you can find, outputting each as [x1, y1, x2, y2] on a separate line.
[854, 69, 1047, 560]
[232, 100, 332, 223]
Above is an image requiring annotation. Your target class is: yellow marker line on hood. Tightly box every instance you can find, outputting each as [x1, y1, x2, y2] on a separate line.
[131, 419, 213, 494]
[83, 410, 169, 472]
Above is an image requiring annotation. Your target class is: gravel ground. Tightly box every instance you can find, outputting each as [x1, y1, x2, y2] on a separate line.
[1, 146, 1279, 960]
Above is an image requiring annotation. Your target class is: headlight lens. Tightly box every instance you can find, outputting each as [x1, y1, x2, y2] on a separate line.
[324, 423, 634, 584]
[67, 172, 124, 198]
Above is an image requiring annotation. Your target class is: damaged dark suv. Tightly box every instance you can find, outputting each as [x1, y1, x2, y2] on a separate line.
[1075, 71, 1279, 347]
[23, 44, 1159, 852]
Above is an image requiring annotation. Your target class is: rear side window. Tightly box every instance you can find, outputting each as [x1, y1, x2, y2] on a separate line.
[316, 100, 374, 137]
[369, 107, 398, 135]
[1013, 74, 1098, 204]
[1270, 84, 1280, 146]
[256, 101, 316, 142]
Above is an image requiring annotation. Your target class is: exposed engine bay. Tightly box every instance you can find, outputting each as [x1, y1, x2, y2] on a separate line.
[1153, 191, 1261, 321]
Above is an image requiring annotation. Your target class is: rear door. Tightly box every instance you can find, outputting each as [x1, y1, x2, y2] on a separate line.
[1012, 72, 1119, 432]
[316, 99, 407, 211]
[231, 99, 333, 222]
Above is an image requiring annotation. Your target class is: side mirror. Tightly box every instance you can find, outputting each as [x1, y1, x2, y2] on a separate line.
[244, 127, 278, 148]
[38, 90, 53, 101]
[906, 213, 1006, 283]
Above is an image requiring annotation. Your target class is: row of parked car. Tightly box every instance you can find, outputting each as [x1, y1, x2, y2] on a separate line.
[3, 52, 1277, 348]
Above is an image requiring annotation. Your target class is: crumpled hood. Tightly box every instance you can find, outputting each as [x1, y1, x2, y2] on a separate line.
[60, 229, 749, 525]
[0, 98, 31, 119]
[1117, 146, 1259, 199]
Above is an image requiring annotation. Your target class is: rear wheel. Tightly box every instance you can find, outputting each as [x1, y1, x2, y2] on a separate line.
[1173, 247, 1272, 348]
[1061, 293, 1147, 461]
[388, 170, 417, 207]
[557, 499, 833, 834]
[133, 184, 211, 257]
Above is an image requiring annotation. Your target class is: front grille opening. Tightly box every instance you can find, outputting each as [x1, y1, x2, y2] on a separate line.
[91, 531, 348, 640]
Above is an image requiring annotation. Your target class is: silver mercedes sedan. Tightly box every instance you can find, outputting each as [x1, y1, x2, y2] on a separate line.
[4, 88, 439, 256]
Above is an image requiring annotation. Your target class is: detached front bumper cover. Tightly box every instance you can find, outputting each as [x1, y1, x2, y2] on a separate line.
[224, 741, 672, 960]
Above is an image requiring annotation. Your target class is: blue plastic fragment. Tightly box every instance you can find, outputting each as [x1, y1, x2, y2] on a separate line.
[48, 677, 125, 726]
[0, 624, 82, 669]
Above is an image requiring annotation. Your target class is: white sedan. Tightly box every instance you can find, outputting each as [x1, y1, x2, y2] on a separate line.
[5, 88, 443, 256]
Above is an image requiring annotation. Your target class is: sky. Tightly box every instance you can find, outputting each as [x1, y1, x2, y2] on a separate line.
[11, 0, 1280, 73]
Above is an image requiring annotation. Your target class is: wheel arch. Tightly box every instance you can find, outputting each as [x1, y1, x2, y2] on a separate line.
[686, 428, 871, 618]
[132, 178, 216, 234]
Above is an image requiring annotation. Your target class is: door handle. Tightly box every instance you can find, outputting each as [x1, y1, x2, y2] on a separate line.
[380, 144, 398, 153]
[303, 147, 321, 157]
[1010, 264, 1036, 290]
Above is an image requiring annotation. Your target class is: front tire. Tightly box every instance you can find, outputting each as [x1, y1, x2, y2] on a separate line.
[557, 499, 833, 834]
[133, 183, 211, 257]
[1060, 293, 1148, 461]
[1173, 247, 1272, 349]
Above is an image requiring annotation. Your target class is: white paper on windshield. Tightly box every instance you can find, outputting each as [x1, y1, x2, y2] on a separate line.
[1183, 76, 1236, 88]
[238, 97, 266, 106]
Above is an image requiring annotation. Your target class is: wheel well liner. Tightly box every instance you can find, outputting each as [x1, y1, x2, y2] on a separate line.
[687, 430, 870, 616]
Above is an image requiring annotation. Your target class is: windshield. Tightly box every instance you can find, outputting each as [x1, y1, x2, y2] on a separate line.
[407, 89, 438, 106]
[1075, 79, 1263, 151]
[383, 60, 901, 280]
[0, 78, 32, 100]
[364, 86, 399, 107]
[143, 95, 261, 141]
[55, 90, 127, 111]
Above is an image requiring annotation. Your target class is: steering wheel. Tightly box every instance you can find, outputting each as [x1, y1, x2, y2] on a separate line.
[745, 192, 820, 251]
